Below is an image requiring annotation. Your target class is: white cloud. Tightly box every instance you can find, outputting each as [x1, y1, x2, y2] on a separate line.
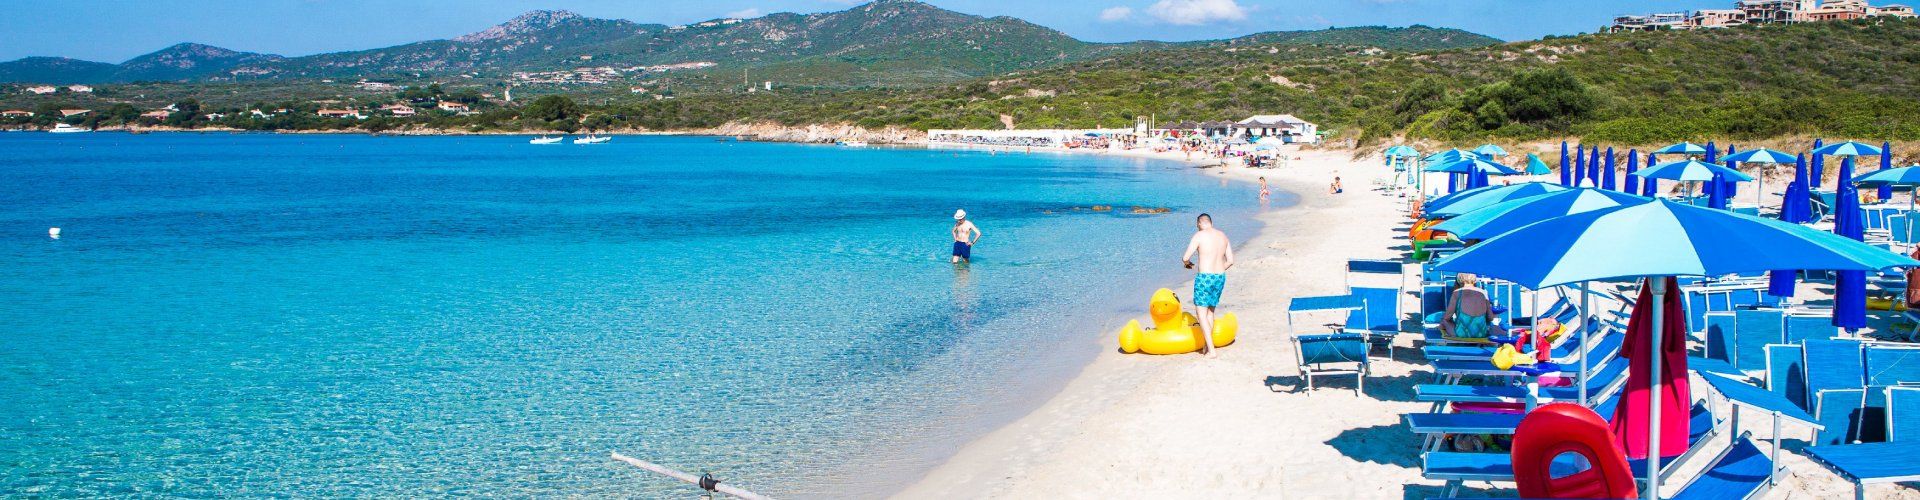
[1099, 6, 1135, 22]
[725, 8, 764, 19]
[1145, 0, 1248, 25]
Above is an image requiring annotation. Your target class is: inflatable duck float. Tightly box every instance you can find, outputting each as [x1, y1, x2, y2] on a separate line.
[1119, 288, 1238, 355]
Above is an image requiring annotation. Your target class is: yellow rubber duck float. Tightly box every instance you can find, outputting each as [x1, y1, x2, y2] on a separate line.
[1118, 288, 1238, 355]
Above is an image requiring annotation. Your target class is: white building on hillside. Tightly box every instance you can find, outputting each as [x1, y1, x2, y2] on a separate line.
[1234, 115, 1319, 144]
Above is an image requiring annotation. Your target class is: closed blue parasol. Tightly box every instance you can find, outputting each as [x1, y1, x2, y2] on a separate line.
[1429, 188, 1651, 240]
[1625, 149, 1641, 193]
[1643, 153, 1661, 197]
[1561, 141, 1572, 186]
[1575, 145, 1588, 186]
[1723, 145, 1740, 200]
[1813, 139, 1827, 188]
[1434, 199, 1918, 499]
[1590, 147, 1603, 187]
[1603, 147, 1618, 191]
[1834, 157, 1868, 331]
[1707, 173, 1729, 209]
[1424, 182, 1571, 218]
[1881, 141, 1896, 200]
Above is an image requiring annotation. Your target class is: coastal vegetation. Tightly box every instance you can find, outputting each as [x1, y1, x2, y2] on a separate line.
[6, 11, 1920, 145]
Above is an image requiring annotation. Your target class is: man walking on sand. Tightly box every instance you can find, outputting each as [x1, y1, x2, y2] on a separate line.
[952, 209, 981, 264]
[1182, 213, 1234, 358]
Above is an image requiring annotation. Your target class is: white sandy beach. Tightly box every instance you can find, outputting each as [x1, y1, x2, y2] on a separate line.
[894, 144, 1920, 499]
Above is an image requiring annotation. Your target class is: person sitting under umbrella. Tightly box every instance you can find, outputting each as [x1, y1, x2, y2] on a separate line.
[1440, 273, 1496, 342]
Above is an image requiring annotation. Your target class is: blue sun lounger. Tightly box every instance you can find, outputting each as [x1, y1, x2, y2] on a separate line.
[1785, 314, 1840, 343]
[1806, 441, 1920, 500]
[1667, 437, 1776, 500]
[1765, 343, 1808, 409]
[1404, 383, 1625, 452]
[1429, 328, 1624, 380]
[1698, 371, 1821, 489]
[1347, 286, 1403, 359]
[1288, 294, 1368, 394]
[1734, 309, 1786, 373]
[1421, 402, 1718, 493]
[1806, 339, 1868, 445]
[1886, 386, 1920, 443]
[1415, 355, 1631, 406]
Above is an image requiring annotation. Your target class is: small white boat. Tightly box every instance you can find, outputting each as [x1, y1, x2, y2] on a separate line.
[574, 135, 610, 144]
[529, 136, 564, 144]
[49, 124, 88, 134]
[838, 140, 869, 147]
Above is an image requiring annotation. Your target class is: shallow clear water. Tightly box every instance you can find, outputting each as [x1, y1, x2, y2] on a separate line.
[0, 133, 1271, 497]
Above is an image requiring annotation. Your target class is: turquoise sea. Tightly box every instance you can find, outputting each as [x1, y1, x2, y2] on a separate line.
[0, 133, 1271, 497]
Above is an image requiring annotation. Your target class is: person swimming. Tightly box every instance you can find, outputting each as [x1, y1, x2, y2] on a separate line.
[952, 209, 981, 264]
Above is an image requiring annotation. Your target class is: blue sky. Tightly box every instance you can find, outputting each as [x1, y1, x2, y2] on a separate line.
[3, 0, 1715, 62]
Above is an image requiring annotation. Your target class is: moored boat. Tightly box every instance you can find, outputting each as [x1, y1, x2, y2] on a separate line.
[530, 136, 564, 144]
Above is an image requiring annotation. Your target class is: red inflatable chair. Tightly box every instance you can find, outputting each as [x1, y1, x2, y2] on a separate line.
[1511, 403, 1637, 499]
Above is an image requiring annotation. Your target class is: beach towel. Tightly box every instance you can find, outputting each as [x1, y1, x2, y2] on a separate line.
[1610, 277, 1693, 460]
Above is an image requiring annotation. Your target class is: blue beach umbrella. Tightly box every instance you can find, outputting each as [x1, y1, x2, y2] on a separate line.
[1723, 145, 1740, 199]
[1429, 188, 1652, 241]
[1814, 140, 1885, 157]
[1385, 145, 1419, 158]
[1603, 147, 1618, 191]
[1474, 144, 1509, 159]
[1575, 145, 1588, 186]
[1707, 174, 1729, 209]
[1787, 154, 1813, 223]
[1434, 199, 1918, 498]
[1625, 149, 1641, 194]
[1635, 159, 1752, 202]
[1590, 147, 1602, 187]
[1726, 147, 1799, 209]
[1834, 157, 1869, 331]
[1561, 142, 1572, 186]
[1705, 142, 1718, 163]
[1813, 139, 1827, 188]
[1643, 153, 1661, 197]
[1855, 165, 1920, 239]
[1882, 141, 1896, 200]
[1526, 154, 1553, 175]
[1425, 157, 1520, 176]
[1655, 142, 1707, 156]
[1425, 182, 1571, 218]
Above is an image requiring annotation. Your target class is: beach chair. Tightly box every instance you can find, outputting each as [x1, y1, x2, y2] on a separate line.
[1733, 309, 1785, 373]
[1855, 344, 1920, 442]
[1344, 259, 1403, 290]
[1420, 402, 1718, 496]
[1404, 381, 1626, 453]
[1765, 343, 1808, 410]
[1886, 386, 1920, 443]
[1425, 317, 1616, 366]
[1347, 286, 1402, 359]
[1429, 327, 1624, 382]
[1703, 312, 1736, 365]
[1893, 214, 1917, 246]
[1785, 314, 1839, 343]
[1806, 339, 1868, 445]
[1415, 355, 1631, 407]
[1666, 437, 1776, 500]
[1287, 294, 1368, 394]
[1697, 371, 1821, 491]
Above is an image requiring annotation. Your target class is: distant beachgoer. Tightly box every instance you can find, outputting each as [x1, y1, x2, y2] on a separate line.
[1440, 273, 1495, 341]
[952, 210, 981, 264]
[1258, 176, 1271, 200]
[1329, 176, 1344, 194]
[1182, 213, 1235, 358]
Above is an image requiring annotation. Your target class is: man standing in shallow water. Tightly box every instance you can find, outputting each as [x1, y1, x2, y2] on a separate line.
[1182, 213, 1234, 358]
[952, 209, 981, 264]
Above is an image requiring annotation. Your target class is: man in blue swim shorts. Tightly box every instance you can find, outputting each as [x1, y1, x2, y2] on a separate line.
[1182, 213, 1235, 358]
[952, 209, 981, 264]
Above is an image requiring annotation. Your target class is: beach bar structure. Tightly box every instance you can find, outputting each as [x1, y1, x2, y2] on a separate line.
[1232, 115, 1319, 144]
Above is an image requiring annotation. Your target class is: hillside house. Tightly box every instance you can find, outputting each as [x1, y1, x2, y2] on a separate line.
[26, 86, 57, 94]
[140, 110, 171, 120]
[60, 109, 91, 118]
[1233, 115, 1320, 144]
[436, 101, 470, 113]
[1, 110, 33, 118]
[380, 104, 416, 117]
[66, 85, 92, 93]
[316, 109, 363, 119]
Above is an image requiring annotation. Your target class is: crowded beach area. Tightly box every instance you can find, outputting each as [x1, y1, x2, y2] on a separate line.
[904, 124, 1920, 499]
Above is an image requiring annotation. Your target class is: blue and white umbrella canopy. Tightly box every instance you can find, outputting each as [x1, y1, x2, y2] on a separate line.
[1473, 144, 1509, 157]
[1424, 148, 1476, 163]
[1434, 199, 1918, 289]
[1655, 142, 1708, 156]
[1525, 153, 1553, 175]
[1429, 188, 1652, 241]
[1385, 145, 1420, 158]
[1813, 140, 1885, 157]
[1722, 148, 1798, 164]
[1632, 160, 1755, 183]
[1854, 165, 1920, 186]
[1425, 182, 1571, 218]
[1424, 157, 1520, 175]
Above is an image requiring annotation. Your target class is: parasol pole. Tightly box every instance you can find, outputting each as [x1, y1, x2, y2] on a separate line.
[1644, 276, 1668, 500]
[1579, 281, 1590, 405]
